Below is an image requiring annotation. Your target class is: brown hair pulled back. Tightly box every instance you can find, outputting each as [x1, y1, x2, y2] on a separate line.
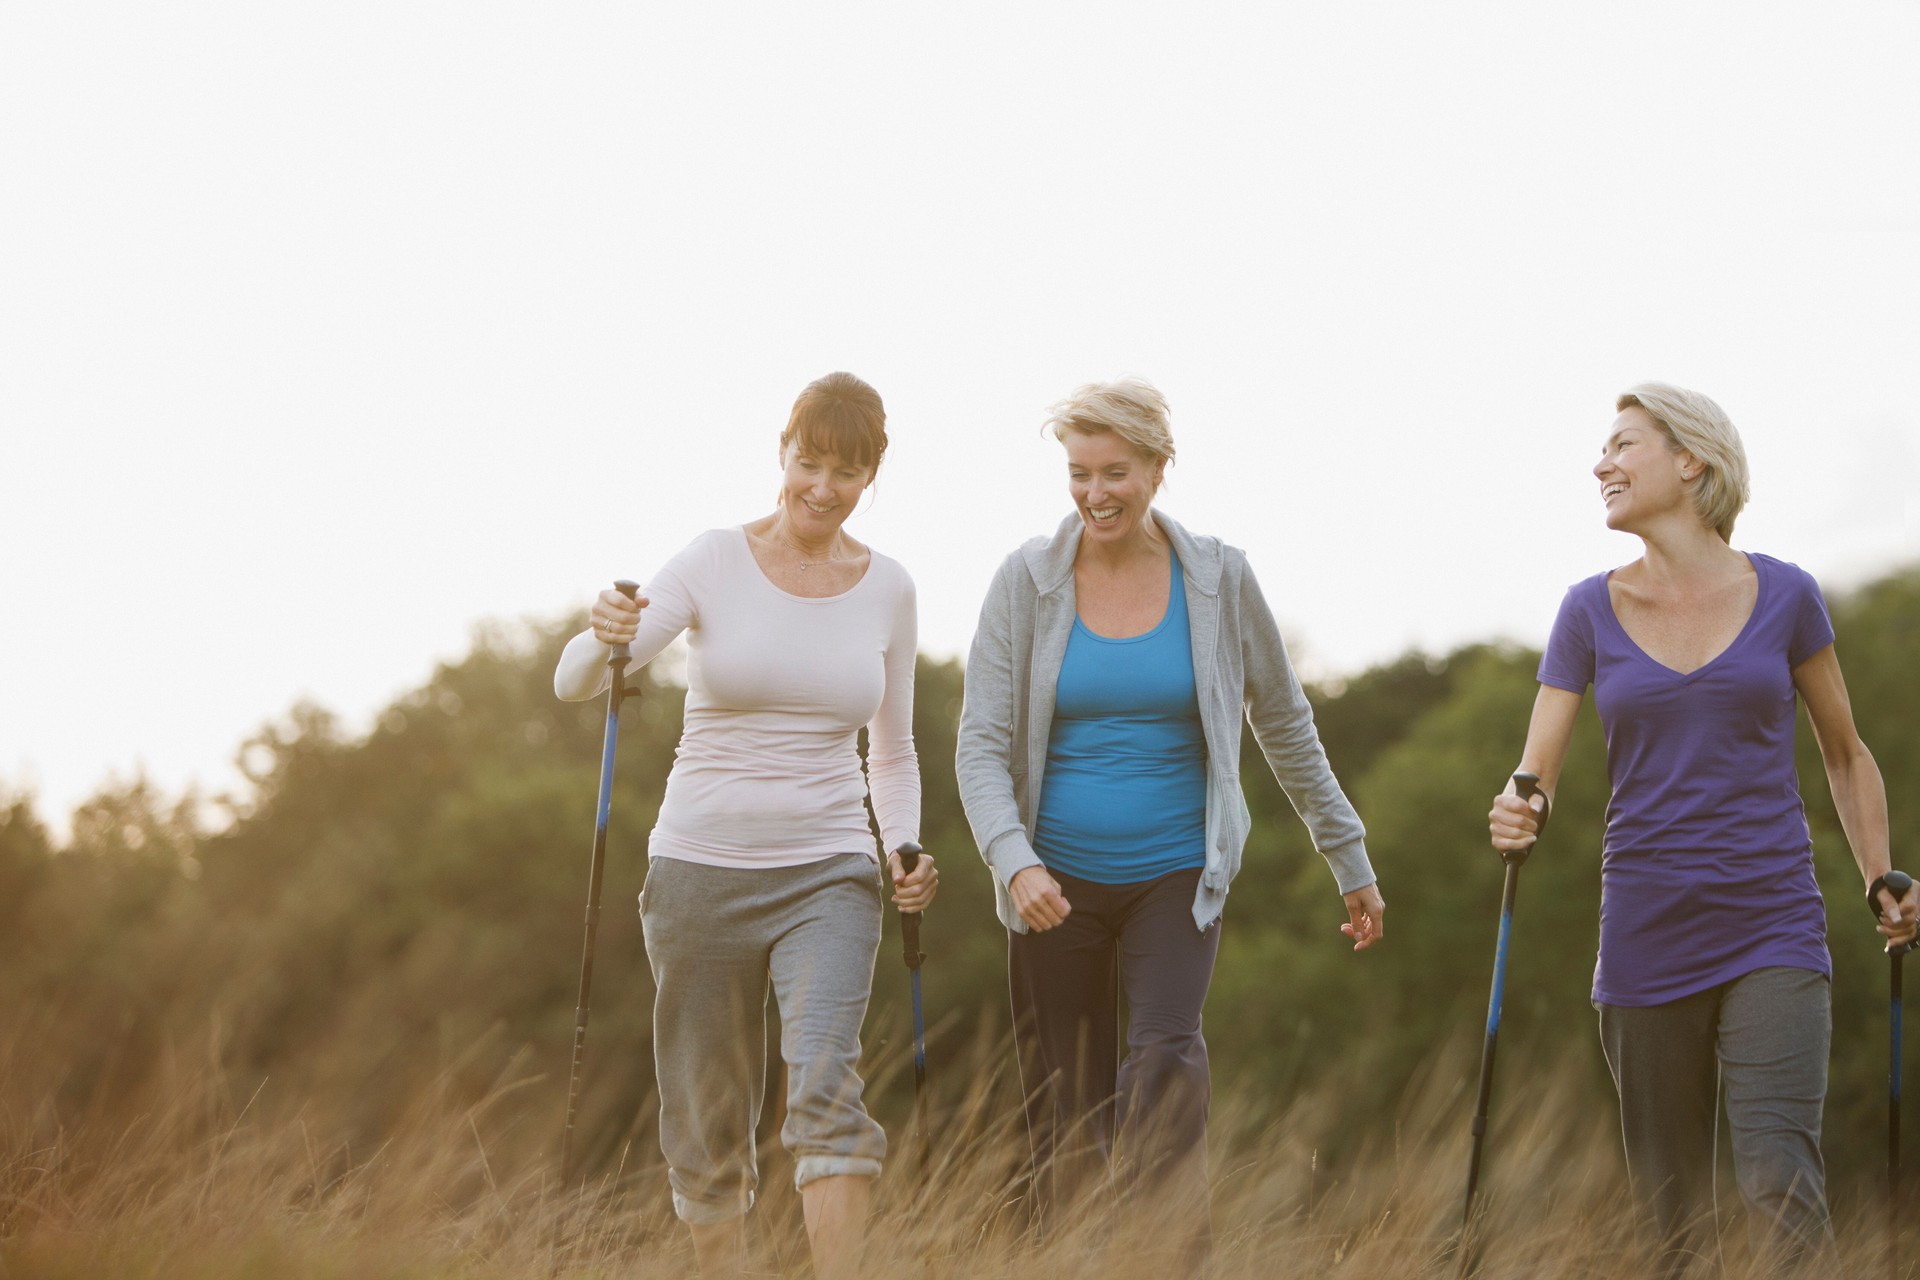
[782, 372, 888, 474]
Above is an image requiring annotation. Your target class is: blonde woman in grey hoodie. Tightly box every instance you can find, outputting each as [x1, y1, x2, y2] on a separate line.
[956, 377, 1384, 1253]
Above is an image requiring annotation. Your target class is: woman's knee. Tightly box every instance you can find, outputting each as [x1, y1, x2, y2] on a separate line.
[1734, 1139, 1823, 1202]
[1121, 1035, 1211, 1115]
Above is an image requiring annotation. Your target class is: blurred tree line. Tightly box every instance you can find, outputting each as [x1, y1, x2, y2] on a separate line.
[2, 566, 1915, 1190]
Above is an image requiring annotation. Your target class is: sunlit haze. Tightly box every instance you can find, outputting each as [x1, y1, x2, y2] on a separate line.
[3, 2, 1915, 835]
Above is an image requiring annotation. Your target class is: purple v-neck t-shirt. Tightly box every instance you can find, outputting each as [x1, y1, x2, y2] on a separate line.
[1539, 552, 1836, 1007]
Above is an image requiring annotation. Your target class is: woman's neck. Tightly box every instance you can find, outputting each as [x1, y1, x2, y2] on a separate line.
[1077, 513, 1165, 572]
[1634, 519, 1741, 586]
[769, 511, 842, 561]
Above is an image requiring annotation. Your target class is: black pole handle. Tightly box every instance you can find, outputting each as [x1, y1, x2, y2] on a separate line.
[607, 579, 640, 663]
[895, 840, 925, 971]
[1870, 870, 1919, 958]
[1504, 772, 1547, 867]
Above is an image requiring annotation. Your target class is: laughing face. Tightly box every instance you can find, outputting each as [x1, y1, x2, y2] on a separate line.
[1595, 405, 1696, 534]
[778, 440, 872, 540]
[1064, 429, 1164, 547]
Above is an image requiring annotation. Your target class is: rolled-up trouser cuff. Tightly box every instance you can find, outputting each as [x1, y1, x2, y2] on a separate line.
[672, 1187, 754, 1226]
[794, 1155, 882, 1189]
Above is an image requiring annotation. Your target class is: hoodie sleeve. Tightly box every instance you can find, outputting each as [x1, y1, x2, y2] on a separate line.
[955, 554, 1045, 891]
[1236, 554, 1375, 893]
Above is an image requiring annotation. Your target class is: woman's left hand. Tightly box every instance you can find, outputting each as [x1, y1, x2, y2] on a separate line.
[888, 848, 938, 913]
[1341, 883, 1385, 952]
[1873, 874, 1919, 952]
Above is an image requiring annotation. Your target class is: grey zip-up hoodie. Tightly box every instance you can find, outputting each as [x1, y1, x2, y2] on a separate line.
[956, 510, 1374, 933]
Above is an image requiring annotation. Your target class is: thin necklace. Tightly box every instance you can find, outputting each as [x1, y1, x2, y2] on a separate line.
[775, 524, 843, 570]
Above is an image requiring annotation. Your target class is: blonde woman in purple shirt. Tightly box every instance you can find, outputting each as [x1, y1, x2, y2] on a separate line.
[1489, 382, 1915, 1266]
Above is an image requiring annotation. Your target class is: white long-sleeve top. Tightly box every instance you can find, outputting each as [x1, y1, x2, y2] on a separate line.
[554, 527, 920, 868]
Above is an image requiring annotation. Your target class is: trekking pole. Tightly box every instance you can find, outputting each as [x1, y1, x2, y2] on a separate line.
[560, 580, 643, 1186]
[1869, 869, 1917, 1279]
[895, 840, 931, 1173]
[1461, 771, 1548, 1250]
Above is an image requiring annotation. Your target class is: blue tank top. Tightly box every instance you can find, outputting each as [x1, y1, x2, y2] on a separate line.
[1032, 550, 1208, 884]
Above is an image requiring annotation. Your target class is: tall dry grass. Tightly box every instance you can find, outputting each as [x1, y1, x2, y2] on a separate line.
[0, 1010, 1908, 1279]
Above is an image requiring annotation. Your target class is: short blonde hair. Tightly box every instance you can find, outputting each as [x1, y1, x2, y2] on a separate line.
[1617, 382, 1750, 542]
[1045, 377, 1175, 481]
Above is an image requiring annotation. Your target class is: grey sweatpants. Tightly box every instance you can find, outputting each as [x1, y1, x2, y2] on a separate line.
[640, 853, 887, 1225]
[1597, 965, 1833, 1269]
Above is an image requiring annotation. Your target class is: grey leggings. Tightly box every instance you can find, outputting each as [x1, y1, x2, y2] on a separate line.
[640, 853, 886, 1225]
[1597, 965, 1833, 1267]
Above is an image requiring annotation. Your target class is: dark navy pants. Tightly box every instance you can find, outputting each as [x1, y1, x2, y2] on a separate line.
[1008, 866, 1219, 1249]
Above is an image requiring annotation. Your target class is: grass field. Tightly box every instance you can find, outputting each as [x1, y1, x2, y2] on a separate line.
[3, 1014, 1909, 1280]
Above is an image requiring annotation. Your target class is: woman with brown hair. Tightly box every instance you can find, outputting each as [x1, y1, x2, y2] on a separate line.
[556, 372, 938, 1279]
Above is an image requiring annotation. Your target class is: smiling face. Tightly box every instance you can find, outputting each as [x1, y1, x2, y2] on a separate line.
[1595, 406, 1699, 534]
[778, 440, 872, 540]
[1064, 428, 1164, 546]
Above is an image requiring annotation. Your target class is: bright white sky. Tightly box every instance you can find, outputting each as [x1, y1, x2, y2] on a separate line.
[3, 2, 1915, 838]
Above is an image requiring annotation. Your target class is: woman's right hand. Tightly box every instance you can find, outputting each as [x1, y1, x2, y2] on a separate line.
[591, 585, 649, 647]
[1489, 788, 1547, 856]
[1009, 865, 1072, 932]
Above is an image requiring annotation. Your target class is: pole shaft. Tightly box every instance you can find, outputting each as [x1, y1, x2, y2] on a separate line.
[1463, 861, 1521, 1225]
[1461, 771, 1542, 1260]
[560, 668, 628, 1184]
[894, 842, 930, 1172]
[909, 969, 929, 1169]
[1894, 950, 1904, 1280]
